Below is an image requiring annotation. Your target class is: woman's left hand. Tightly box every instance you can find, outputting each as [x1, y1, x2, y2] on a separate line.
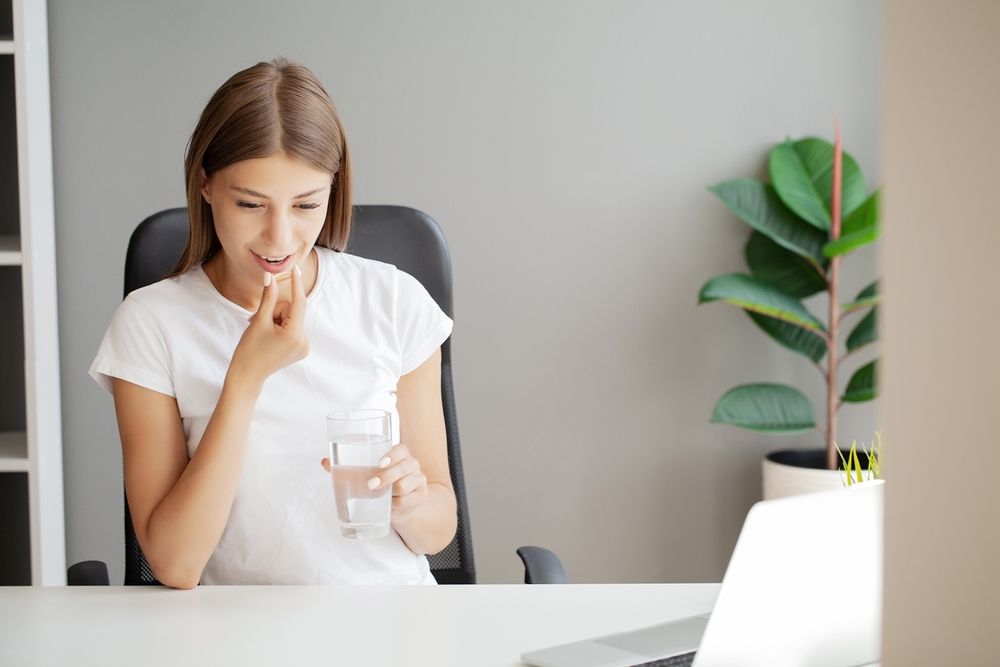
[321, 443, 429, 522]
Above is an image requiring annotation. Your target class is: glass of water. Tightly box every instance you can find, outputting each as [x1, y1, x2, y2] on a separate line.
[327, 409, 393, 539]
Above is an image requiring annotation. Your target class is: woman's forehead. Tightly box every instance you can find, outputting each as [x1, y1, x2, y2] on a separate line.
[217, 152, 333, 196]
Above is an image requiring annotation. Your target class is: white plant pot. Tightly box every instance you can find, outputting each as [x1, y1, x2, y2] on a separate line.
[762, 449, 877, 500]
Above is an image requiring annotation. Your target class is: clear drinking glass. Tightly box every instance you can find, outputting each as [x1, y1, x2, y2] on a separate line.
[327, 409, 393, 538]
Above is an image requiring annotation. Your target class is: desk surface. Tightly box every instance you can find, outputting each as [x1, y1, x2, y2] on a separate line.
[0, 583, 719, 666]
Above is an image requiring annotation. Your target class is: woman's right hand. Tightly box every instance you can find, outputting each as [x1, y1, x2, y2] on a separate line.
[228, 266, 310, 388]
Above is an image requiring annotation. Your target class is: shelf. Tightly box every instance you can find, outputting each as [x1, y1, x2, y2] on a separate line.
[0, 431, 28, 472]
[0, 235, 20, 264]
[3, 0, 67, 586]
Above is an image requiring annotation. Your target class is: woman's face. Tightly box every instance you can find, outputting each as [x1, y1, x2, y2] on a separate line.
[201, 151, 333, 295]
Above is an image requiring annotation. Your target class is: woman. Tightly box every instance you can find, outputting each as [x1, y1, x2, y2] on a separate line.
[89, 59, 457, 588]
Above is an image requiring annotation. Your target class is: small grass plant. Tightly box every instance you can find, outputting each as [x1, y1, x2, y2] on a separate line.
[835, 431, 883, 486]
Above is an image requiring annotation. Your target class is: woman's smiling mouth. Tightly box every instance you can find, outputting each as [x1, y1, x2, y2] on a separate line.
[251, 250, 294, 272]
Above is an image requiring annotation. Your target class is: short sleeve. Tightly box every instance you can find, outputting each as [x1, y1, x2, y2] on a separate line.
[395, 269, 454, 376]
[88, 294, 175, 397]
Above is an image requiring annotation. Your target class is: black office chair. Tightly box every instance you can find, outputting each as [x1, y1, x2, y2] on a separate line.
[68, 205, 566, 586]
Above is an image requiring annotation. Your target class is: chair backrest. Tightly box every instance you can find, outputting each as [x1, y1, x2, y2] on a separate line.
[121, 205, 476, 585]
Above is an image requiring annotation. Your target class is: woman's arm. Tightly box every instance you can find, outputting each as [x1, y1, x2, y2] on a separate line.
[114, 370, 262, 589]
[383, 348, 458, 555]
[116, 268, 309, 589]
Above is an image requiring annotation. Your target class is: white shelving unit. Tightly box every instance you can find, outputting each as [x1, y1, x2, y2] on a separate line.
[0, 235, 21, 263]
[0, 0, 65, 586]
[0, 431, 28, 472]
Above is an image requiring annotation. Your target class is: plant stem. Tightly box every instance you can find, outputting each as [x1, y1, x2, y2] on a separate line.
[826, 119, 844, 471]
[827, 258, 841, 470]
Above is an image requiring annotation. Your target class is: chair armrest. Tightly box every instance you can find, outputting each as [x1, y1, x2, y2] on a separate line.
[68, 560, 110, 586]
[516, 545, 567, 584]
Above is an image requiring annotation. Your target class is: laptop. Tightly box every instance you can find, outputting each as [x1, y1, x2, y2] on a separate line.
[521, 481, 884, 667]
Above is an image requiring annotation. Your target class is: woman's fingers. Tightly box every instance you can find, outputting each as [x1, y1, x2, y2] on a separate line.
[272, 300, 292, 324]
[369, 445, 409, 486]
[319, 452, 420, 494]
[287, 264, 307, 325]
[378, 444, 409, 470]
[370, 455, 422, 492]
[230, 267, 309, 386]
[392, 478, 429, 512]
[252, 273, 279, 324]
[391, 470, 425, 497]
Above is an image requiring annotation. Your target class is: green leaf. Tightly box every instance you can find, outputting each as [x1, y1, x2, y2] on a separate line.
[745, 231, 827, 299]
[824, 227, 879, 258]
[769, 138, 868, 231]
[846, 307, 877, 352]
[842, 189, 880, 236]
[768, 141, 831, 231]
[843, 360, 878, 403]
[852, 446, 864, 483]
[699, 273, 825, 332]
[843, 280, 880, 311]
[855, 281, 878, 301]
[709, 179, 828, 266]
[747, 312, 827, 363]
[711, 383, 816, 433]
[823, 190, 881, 258]
[836, 443, 850, 474]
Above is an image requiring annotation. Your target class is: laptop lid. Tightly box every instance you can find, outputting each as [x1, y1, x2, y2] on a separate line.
[693, 481, 884, 667]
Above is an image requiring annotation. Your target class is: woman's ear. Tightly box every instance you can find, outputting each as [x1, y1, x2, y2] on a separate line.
[200, 168, 211, 204]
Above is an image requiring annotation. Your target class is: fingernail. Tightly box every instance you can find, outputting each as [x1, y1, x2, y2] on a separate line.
[263, 272, 272, 287]
[379, 457, 391, 469]
[367, 477, 380, 490]
[294, 264, 302, 277]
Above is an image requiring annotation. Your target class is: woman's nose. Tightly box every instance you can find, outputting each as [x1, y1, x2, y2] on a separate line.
[261, 209, 295, 248]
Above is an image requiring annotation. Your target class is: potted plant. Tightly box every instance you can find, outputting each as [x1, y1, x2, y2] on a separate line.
[699, 123, 880, 498]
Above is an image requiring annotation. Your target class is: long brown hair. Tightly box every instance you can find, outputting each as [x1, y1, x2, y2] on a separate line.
[169, 58, 353, 277]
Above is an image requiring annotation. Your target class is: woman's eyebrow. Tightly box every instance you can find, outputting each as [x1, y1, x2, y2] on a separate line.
[229, 185, 327, 199]
[293, 187, 327, 198]
[230, 185, 269, 198]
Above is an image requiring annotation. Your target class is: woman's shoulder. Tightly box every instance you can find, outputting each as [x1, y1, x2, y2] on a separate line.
[316, 246, 401, 286]
[317, 245, 395, 271]
[117, 267, 211, 319]
[126, 267, 201, 299]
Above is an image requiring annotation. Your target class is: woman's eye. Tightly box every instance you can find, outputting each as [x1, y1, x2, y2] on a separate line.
[298, 203, 321, 210]
[236, 201, 263, 210]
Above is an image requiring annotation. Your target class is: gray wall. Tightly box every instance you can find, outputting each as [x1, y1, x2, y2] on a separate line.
[52, 0, 882, 584]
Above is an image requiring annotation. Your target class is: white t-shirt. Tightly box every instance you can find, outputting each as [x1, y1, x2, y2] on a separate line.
[89, 246, 453, 585]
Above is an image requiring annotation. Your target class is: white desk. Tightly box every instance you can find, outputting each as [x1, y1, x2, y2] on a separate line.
[0, 583, 719, 666]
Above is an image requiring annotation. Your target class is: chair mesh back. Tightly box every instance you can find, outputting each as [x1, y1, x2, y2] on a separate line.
[123, 495, 159, 585]
[122, 206, 475, 585]
[427, 340, 475, 584]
